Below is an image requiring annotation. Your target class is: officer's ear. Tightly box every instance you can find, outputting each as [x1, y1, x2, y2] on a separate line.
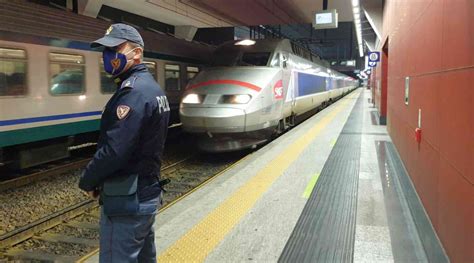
[133, 47, 143, 61]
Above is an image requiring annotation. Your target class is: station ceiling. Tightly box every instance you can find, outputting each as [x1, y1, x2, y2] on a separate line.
[178, 0, 356, 25]
[77, 0, 381, 68]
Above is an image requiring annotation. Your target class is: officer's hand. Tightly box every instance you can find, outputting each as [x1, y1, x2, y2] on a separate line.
[86, 190, 100, 199]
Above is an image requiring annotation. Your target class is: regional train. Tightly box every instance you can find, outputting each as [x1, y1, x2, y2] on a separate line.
[0, 1, 213, 169]
[180, 39, 358, 152]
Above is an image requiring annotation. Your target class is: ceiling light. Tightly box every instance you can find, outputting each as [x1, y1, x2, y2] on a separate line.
[235, 39, 256, 46]
[352, 0, 359, 7]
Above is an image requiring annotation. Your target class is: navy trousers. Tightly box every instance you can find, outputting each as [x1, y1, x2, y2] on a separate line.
[99, 195, 161, 263]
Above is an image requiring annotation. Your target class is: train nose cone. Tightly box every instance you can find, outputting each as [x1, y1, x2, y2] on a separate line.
[180, 107, 246, 133]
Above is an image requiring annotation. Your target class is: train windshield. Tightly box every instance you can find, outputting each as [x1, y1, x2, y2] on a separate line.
[212, 49, 271, 67]
[239, 52, 271, 66]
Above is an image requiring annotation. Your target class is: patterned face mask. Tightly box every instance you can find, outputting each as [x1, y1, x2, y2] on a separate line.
[102, 47, 137, 76]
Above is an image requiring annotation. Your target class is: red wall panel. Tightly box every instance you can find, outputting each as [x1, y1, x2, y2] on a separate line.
[375, 0, 474, 261]
[439, 70, 472, 182]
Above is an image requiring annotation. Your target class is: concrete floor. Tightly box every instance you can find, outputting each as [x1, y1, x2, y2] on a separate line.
[85, 89, 429, 263]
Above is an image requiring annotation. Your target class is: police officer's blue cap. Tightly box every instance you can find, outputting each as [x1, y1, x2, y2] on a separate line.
[91, 23, 144, 48]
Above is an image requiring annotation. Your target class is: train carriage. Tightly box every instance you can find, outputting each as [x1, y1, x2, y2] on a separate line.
[0, 1, 214, 169]
[180, 39, 358, 152]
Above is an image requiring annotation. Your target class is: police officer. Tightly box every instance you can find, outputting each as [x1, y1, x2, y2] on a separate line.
[79, 24, 170, 263]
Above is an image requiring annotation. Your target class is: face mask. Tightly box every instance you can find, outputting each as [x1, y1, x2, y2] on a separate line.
[102, 48, 137, 76]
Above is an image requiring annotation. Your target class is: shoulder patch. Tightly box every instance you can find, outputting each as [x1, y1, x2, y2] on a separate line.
[116, 105, 131, 119]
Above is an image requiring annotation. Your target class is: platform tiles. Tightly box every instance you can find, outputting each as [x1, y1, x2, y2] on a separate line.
[84, 88, 438, 263]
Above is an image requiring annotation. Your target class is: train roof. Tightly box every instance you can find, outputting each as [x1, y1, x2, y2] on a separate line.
[0, 0, 215, 63]
[216, 39, 330, 68]
[217, 39, 290, 52]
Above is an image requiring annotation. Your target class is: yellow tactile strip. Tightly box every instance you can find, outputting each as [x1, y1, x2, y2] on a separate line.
[158, 90, 360, 262]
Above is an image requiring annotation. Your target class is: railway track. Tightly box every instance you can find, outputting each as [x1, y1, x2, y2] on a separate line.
[0, 152, 245, 262]
[0, 158, 92, 193]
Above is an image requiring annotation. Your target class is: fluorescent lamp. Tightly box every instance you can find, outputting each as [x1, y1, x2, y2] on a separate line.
[235, 39, 256, 46]
[353, 0, 363, 57]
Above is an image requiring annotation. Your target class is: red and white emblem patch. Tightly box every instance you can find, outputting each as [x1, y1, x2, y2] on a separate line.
[273, 80, 283, 99]
[116, 105, 130, 119]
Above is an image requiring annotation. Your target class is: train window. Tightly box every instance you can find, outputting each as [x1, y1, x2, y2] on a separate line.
[144, 61, 157, 80]
[240, 52, 271, 66]
[186, 66, 199, 81]
[99, 60, 116, 94]
[270, 53, 280, 67]
[290, 42, 296, 55]
[49, 52, 85, 95]
[211, 47, 240, 66]
[0, 47, 27, 96]
[165, 64, 180, 91]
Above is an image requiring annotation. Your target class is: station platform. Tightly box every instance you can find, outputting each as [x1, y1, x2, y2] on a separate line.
[84, 88, 445, 262]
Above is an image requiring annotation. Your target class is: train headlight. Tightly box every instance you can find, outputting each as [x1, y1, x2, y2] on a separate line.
[182, 94, 202, 104]
[221, 94, 252, 104]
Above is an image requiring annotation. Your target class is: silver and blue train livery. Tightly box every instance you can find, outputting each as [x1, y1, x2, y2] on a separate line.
[179, 38, 358, 152]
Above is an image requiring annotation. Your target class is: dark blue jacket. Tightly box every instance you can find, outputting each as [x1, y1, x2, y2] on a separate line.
[79, 64, 170, 201]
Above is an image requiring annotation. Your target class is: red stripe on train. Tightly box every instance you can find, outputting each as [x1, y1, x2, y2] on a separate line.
[187, 79, 262, 92]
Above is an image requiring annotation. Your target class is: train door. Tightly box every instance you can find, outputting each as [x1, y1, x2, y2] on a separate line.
[266, 52, 284, 130]
[281, 52, 291, 103]
[282, 52, 295, 124]
[163, 63, 182, 110]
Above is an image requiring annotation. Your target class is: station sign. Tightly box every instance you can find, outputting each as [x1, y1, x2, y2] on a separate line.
[368, 51, 380, 62]
[368, 61, 377, 67]
[313, 9, 338, 30]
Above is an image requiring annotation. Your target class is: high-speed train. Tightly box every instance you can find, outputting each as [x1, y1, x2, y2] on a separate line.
[180, 39, 358, 152]
[0, 1, 213, 169]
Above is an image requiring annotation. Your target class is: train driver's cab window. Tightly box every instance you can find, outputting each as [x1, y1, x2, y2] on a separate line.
[186, 66, 199, 83]
[49, 52, 85, 95]
[0, 47, 27, 96]
[165, 64, 180, 91]
[240, 52, 270, 66]
[99, 60, 115, 94]
[144, 61, 157, 80]
[270, 52, 280, 67]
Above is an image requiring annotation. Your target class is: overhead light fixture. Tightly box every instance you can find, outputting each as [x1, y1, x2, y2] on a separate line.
[353, 0, 363, 57]
[235, 39, 256, 46]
